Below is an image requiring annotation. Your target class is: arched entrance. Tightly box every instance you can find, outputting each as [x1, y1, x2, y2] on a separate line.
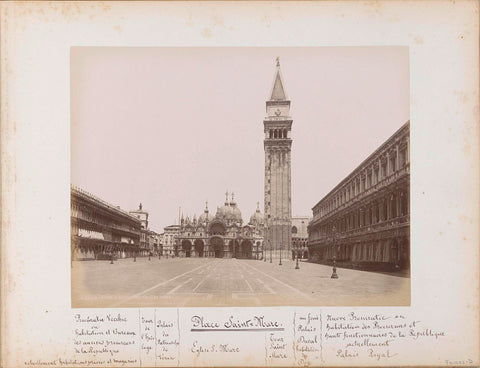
[228, 240, 234, 258]
[240, 240, 252, 259]
[194, 239, 205, 258]
[181, 240, 192, 257]
[230, 238, 242, 258]
[256, 241, 262, 260]
[210, 237, 224, 258]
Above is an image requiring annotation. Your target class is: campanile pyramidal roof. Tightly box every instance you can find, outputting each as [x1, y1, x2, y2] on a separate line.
[269, 57, 287, 101]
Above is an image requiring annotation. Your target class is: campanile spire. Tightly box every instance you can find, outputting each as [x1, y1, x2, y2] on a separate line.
[270, 57, 287, 101]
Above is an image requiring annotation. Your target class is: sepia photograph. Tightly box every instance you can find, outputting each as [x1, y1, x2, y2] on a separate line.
[2, 1, 478, 367]
[70, 47, 410, 308]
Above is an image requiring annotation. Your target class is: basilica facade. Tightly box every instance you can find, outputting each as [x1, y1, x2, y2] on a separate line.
[175, 193, 264, 259]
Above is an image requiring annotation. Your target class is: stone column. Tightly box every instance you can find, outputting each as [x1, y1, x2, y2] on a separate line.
[406, 137, 410, 164]
[396, 144, 400, 171]
[407, 189, 410, 215]
[386, 152, 390, 176]
[388, 193, 394, 220]
[378, 158, 382, 181]
[396, 191, 401, 217]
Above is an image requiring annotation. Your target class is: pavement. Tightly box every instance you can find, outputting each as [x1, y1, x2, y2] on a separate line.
[71, 257, 410, 308]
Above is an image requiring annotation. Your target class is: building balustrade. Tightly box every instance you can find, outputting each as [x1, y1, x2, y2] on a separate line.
[72, 213, 140, 236]
[72, 185, 138, 221]
[109, 222, 141, 235]
[73, 236, 138, 246]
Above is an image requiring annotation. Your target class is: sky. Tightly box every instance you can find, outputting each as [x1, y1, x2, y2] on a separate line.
[71, 47, 409, 233]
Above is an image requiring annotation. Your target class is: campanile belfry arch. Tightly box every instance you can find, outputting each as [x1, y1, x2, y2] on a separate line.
[263, 58, 292, 255]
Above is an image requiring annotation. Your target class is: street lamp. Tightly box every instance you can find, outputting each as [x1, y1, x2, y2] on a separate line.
[269, 237, 272, 263]
[266, 218, 272, 263]
[394, 228, 400, 269]
[295, 241, 300, 270]
[331, 225, 338, 279]
[278, 217, 283, 266]
[263, 221, 267, 262]
[279, 227, 283, 266]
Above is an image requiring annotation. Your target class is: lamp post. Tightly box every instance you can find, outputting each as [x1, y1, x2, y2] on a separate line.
[278, 229, 282, 265]
[262, 226, 265, 262]
[394, 227, 400, 269]
[269, 236, 272, 263]
[263, 220, 267, 262]
[262, 226, 267, 262]
[295, 241, 300, 270]
[331, 225, 338, 279]
[278, 217, 283, 266]
[267, 218, 272, 263]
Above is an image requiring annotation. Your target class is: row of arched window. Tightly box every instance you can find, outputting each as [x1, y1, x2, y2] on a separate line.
[269, 129, 288, 139]
[312, 190, 409, 239]
[316, 147, 408, 218]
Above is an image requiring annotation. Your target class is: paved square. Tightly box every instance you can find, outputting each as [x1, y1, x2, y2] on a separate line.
[71, 258, 410, 308]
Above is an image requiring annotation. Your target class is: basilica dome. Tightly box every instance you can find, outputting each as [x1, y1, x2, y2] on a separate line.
[231, 205, 242, 221]
[215, 192, 242, 223]
[198, 212, 214, 223]
[216, 204, 234, 219]
[249, 203, 264, 226]
[229, 194, 242, 221]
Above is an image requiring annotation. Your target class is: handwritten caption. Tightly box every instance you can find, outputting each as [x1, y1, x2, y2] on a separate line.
[324, 312, 446, 362]
[21, 309, 453, 366]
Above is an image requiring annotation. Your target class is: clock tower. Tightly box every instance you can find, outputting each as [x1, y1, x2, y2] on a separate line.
[264, 58, 292, 258]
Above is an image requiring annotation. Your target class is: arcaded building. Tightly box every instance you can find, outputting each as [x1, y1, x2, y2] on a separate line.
[175, 193, 264, 259]
[307, 121, 410, 272]
[71, 186, 150, 260]
[291, 216, 311, 259]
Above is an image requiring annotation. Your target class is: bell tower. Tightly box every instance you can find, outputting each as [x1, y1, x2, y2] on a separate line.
[264, 57, 292, 257]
